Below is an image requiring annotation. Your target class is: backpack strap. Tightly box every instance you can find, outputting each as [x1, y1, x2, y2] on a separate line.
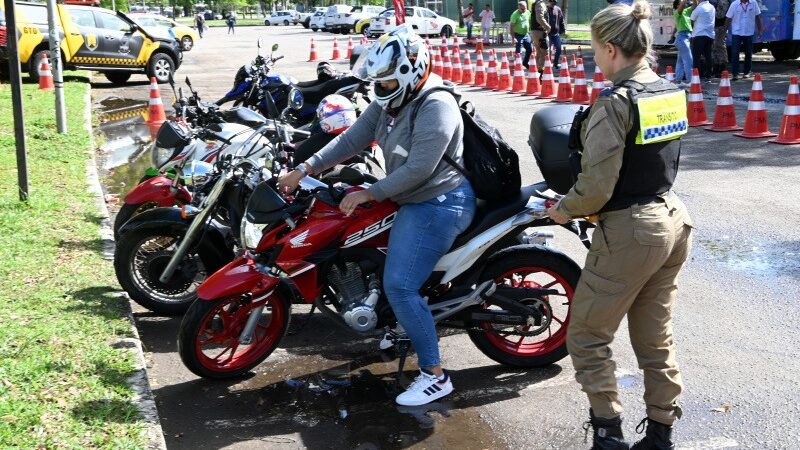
[408, 86, 471, 176]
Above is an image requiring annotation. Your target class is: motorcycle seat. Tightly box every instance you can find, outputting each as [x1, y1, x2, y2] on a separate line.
[295, 76, 363, 105]
[450, 182, 548, 250]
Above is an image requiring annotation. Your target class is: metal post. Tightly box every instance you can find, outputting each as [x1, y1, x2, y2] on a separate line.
[46, 0, 67, 133]
[4, 0, 30, 201]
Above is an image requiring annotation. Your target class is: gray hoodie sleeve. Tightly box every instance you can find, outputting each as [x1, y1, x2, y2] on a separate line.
[368, 92, 460, 202]
[304, 100, 381, 173]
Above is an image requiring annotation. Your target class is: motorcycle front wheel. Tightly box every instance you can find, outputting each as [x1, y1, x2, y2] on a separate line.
[113, 202, 159, 240]
[469, 248, 580, 367]
[178, 291, 290, 379]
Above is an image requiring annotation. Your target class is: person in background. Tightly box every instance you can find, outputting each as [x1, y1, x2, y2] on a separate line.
[479, 4, 495, 45]
[509, 1, 534, 68]
[530, 0, 551, 70]
[463, 3, 475, 42]
[195, 12, 205, 38]
[690, 0, 716, 80]
[711, 0, 731, 77]
[672, 0, 693, 86]
[226, 13, 236, 35]
[547, 0, 565, 70]
[725, 0, 763, 80]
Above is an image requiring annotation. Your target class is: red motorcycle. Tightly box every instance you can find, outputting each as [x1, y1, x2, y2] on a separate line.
[177, 169, 584, 379]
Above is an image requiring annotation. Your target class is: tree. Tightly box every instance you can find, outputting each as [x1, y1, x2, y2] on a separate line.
[456, 0, 464, 27]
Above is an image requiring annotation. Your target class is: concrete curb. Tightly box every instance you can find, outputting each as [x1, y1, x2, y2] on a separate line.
[84, 86, 168, 450]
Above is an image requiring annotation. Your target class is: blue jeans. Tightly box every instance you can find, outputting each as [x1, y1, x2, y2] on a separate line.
[466, 22, 474, 40]
[514, 33, 533, 68]
[730, 34, 753, 76]
[550, 34, 562, 70]
[674, 31, 693, 82]
[383, 181, 477, 368]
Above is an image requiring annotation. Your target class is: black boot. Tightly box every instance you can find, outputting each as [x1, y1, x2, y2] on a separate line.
[631, 418, 674, 450]
[583, 409, 630, 450]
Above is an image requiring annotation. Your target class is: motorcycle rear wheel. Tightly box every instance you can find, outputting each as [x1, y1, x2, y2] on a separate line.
[178, 292, 290, 379]
[468, 249, 579, 367]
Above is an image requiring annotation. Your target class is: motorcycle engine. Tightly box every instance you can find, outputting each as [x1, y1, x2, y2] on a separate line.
[328, 263, 380, 333]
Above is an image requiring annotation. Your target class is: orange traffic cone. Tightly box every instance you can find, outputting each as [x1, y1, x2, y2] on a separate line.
[497, 52, 511, 91]
[308, 38, 318, 62]
[361, 36, 369, 45]
[432, 50, 442, 76]
[706, 71, 742, 132]
[735, 74, 776, 139]
[571, 58, 590, 105]
[569, 53, 577, 82]
[651, 59, 660, 74]
[38, 54, 54, 91]
[346, 36, 354, 59]
[665, 66, 675, 83]
[442, 47, 452, 81]
[473, 50, 486, 86]
[451, 46, 463, 83]
[590, 65, 606, 105]
[539, 55, 556, 99]
[511, 53, 526, 93]
[577, 46, 583, 60]
[525, 60, 541, 96]
[147, 77, 166, 125]
[769, 76, 800, 145]
[486, 50, 499, 90]
[687, 68, 712, 126]
[461, 51, 474, 85]
[476, 40, 484, 54]
[331, 38, 341, 60]
[554, 56, 573, 102]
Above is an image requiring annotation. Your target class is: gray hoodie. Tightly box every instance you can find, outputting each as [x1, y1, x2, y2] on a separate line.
[305, 75, 466, 205]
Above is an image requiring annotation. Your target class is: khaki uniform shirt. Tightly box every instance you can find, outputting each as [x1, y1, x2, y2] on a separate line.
[532, 0, 551, 32]
[557, 61, 659, 217]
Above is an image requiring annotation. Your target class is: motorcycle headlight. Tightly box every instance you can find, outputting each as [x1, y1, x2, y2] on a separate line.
[151, 141, 176, 168]
[241, 217, 268, 249]
[289, 87, 304, 110]
[181, 160, 215, 187]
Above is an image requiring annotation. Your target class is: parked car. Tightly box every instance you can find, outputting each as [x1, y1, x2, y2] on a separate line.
[264, 10, 294, 26]
[323, 4, 349, 31]
[330, 4, 384, 34]
[309, 10, 326, 32]
[368, 6, 455, 38]
[296, 6, 326, 28]
[132, 14, 200, 50]
[355, 16, 371, 36]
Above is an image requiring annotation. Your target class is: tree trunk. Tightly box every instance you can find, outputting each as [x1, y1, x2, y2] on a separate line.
[456, 0, 464, 27]
[561, 0, 569, 27]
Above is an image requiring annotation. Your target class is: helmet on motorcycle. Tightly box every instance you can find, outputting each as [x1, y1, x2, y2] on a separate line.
[316, 94, 357, 134]
[232, 64, 251, 91]
[352, 25, 430, 110]
[317, 61, 337, 81]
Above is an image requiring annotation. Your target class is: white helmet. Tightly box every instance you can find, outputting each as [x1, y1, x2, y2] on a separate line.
[316, 94, 357, 134]
[353, 25, 430, 110]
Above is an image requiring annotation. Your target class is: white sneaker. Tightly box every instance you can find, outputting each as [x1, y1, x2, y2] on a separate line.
[395, 369, 454, 406]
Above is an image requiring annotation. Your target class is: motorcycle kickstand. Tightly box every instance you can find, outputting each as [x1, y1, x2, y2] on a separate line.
[287, 304, 317, 336]
[393, 338, 412, 389]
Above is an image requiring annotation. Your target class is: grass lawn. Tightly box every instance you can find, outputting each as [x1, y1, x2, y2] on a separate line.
[564, 30, 591, 41]
[0, 74, 145, 448]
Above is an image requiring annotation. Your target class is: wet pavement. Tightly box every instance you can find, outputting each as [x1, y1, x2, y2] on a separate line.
[93, 26, 800, 449]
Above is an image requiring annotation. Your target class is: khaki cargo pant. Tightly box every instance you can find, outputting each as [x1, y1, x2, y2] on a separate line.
[531, 30, 547, 69]
[567, 193, 693, 425]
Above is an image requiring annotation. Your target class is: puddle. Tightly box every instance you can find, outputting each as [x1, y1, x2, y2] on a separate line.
[698, 237, 800, 279]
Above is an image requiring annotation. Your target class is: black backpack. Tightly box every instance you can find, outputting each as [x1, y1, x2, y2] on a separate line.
[410, 87, 522, 201]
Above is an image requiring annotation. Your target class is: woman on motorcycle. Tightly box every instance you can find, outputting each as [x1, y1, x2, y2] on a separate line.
[278, 26, 476, 406]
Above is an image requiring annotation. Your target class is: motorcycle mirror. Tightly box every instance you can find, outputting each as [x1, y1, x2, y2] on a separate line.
[167, 72, 177, 98]
[271, 43, 279, 52]
[257, 37, 263, 49]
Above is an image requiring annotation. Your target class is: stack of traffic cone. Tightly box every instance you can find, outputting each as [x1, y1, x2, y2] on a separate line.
[497, 52, 511, 91]
[539, 55, 556, 99]
[473, 50, 486, 86]
[432, 50, 442, 76]
[461, 51, 474, 85]
[442, 47, 452, 81]
[308, 38, 318, 62]
[511, 53, 526, 93]
[665, 66, 675, 83]
[571, 58, 590, 105]
[331, 38, 341, 60]
[706, 71, 742, 132]
[525, 60, 541, 96]
[147, 77, 166, 125]
[451, 46, 463, 83]
[38, 54, 54, 91]
[346, 36, 354, 59]
[486, 50, 499, 90]
[769, 76, 800, 145]
[687, 68, 712, 126]
[590, 65, 606, 105]
[735, 73, 776, 139]
[569, 53, 577, 82]
[554, 56, 573, 102]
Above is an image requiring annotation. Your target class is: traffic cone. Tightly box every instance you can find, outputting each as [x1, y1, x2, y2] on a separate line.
[476, 40, 484, 54]
[442, 47, 452, 81]
[769, 76, 800, 145]
[486, 49, 499, 90]
[554, 56, 573, 102]
[308, 38, 318, 62]
[147, 77, 166, 125]
[497, 52, 511, 91]
[38, 54, 54, 91]
[651, 59, 660, 74]
[706, 71, 742, 132]
[451, 46, 463, 83]
[473, 50, 486, 86]
[346, 36, 354, 59]
[539, 55, 556, 99]
[461, 51, 474, 85]
[511, 53, 526, 93]
[571, 58, 590, 105]
[577, 46, 583, 60]
[361, 36, 369, 45]
[432, 50, 442, 76]
[331, 38, 341, 60]
[569, 53, 577, 82]
[665, 66, 675, 83]
[590, 65, 606, 105]
[735, 73, 777, 139]
[687, 68, 712, 126]
[525, 60, 541, 96]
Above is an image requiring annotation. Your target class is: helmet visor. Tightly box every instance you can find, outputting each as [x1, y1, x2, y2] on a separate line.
[352, 41, 400, 81]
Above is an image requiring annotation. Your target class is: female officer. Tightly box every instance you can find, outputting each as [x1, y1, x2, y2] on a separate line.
[546, 2, 693, 449]
[278, 26, 476, 407]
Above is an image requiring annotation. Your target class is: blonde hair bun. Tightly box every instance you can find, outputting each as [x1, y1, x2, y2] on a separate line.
[631, 1, 652, 21]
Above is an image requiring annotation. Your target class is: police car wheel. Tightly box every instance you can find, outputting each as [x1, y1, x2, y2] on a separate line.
[105, 72, 132, 85]
[440, 26, 453, 38]
[362, 26, 370, 36]
[283, 20, 290, 26]
[181, 36, 194, 51]
[264, 20, 271, 26]
[147, 54, 174, 84]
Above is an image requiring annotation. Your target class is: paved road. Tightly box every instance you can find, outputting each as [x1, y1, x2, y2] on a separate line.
[94, 26, 800, 449]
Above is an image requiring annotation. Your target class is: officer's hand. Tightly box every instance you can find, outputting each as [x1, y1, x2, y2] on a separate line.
[340, 190, 375, 216]
[277, 169, 305, 194]
[547, 204, 571, 224]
